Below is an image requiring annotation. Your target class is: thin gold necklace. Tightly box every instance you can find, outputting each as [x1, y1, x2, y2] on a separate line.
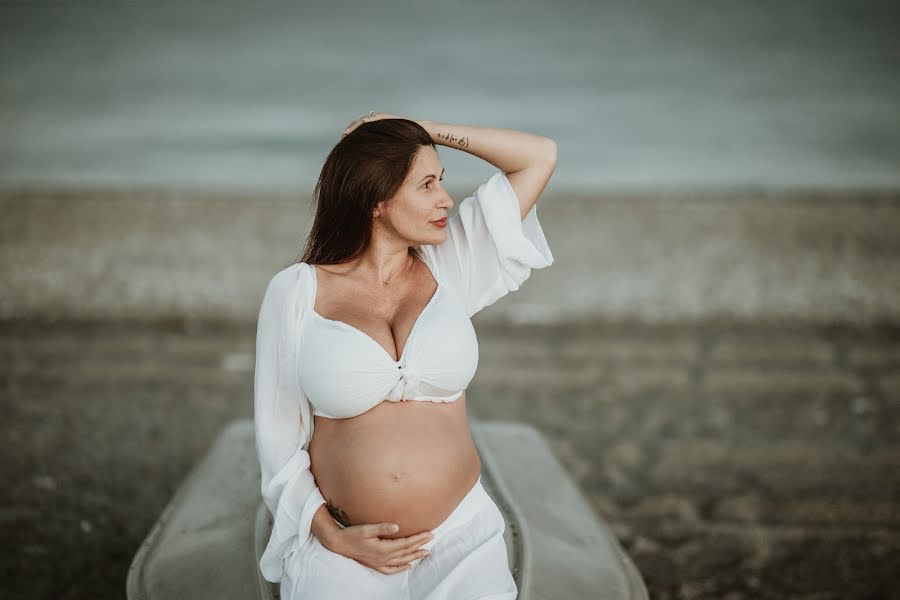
[383, 255, 416, 285]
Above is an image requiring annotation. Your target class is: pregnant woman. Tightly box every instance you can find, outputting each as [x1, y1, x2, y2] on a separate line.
[254, 113, 556, 599]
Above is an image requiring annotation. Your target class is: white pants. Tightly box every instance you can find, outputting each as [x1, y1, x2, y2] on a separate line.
[281, 475, 518, 600]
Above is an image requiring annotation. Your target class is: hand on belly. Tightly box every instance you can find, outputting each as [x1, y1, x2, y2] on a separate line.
[309, 401, 481, 538]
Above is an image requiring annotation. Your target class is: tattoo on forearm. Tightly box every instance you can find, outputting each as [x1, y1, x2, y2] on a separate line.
[326, 498, 352, 527]
[435, 130, 470, 148]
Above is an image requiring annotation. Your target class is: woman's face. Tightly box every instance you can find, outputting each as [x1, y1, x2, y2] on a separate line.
[378, 146, 453, 246]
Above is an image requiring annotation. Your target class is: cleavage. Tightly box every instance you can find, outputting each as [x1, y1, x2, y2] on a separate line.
[311, 263, 439, 362]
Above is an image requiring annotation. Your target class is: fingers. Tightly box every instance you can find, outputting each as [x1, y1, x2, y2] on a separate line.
[382, 531, 434, 557]
[342, 111, 393, 138]
[360, 523, 433, 546]
[386, 547, 430, 566]
[342, 115, 369, 137]
[375, 563, 412, 575]
[372, 547, 431, 574]
[370, 522, 401, 537]
[344, 524, 433, 574]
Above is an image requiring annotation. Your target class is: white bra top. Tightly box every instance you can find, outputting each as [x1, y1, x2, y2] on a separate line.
[298, 260, 479, 418]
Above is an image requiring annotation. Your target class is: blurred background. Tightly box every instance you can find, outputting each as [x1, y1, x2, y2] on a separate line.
[2, 0, 898, 598]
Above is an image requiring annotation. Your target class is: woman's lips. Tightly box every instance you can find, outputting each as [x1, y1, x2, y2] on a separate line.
[431, 217, 448, 228]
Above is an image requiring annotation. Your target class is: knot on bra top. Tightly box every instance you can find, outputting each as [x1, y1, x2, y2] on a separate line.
[386, 365, 422, 402]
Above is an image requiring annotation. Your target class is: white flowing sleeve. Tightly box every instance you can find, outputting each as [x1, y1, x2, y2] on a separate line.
[420, 169, 554, 317]
[254, 262, 327, 583]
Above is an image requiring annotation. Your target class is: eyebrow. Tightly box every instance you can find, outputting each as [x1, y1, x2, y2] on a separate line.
[418, 168, 445, 184]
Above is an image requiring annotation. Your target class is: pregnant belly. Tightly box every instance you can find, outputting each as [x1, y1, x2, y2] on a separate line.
[308, 394, 481, 539]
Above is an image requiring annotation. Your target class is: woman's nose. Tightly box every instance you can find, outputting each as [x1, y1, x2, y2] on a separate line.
[441, 190, 454, 209]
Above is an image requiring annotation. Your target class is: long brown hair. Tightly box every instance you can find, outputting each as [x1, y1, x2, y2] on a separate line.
[296, 118, 433, 266]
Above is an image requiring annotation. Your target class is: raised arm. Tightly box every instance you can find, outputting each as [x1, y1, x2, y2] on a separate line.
[416, 119, 557, 220]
